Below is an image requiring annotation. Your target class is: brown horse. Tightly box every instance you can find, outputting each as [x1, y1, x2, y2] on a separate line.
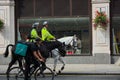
[4, 41, 66, 80]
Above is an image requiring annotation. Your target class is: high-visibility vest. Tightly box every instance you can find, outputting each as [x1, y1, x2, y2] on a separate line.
[30, 28, 41, 42]
[41, 27, 55, 41]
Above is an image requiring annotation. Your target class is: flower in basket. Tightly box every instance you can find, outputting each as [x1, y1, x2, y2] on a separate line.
[93, 11, 109, 30]
[0, 18, 4, 31]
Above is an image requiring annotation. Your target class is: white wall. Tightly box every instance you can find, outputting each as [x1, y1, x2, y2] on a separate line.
[0, 0, 15, 54]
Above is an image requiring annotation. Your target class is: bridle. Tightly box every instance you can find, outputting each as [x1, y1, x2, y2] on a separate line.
[67, 36, 77, 47]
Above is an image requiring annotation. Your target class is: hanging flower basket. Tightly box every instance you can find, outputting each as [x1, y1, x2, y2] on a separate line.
[93, 11, 109, 30]
[0, 19, 4, 31]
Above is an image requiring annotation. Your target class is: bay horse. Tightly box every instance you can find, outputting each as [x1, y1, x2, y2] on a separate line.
[4, 40, 66, 80]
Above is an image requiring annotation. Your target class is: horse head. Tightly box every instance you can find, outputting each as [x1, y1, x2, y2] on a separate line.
[57, 35, 81, 53]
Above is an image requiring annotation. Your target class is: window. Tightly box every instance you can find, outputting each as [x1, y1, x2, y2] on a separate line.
[16, 0, 91, 55]
[18, 17, 90, 55]
[111, 0, 120, 55]
[17, 0, 90, 17]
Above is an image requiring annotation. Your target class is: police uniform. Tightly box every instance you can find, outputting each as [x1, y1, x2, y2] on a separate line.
[30, 28, 40, 42]
[41, 27, 55, 41]
[29, 22, 41, 42]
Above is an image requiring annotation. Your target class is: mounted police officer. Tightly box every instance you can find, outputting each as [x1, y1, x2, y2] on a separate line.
[28, 22, 41, 42]
[41, 21, 56, 41]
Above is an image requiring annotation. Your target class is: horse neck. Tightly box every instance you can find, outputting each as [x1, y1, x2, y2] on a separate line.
[64, 37, 73, 45]
[51, 41, 62, 50]
[42, 41, 61, 51]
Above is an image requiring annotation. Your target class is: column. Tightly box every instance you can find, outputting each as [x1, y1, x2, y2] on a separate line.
[0, 0, 15, 54]
[92, 0, 111, 63]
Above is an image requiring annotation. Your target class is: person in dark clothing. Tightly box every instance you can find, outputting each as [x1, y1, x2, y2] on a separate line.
[25, 38, 45, 80]
[31, 38, 45, 62]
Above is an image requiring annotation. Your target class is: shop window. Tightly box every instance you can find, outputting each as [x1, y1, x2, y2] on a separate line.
[18, 17, 90, 55]
[111, 0, 120, 55]
[16, 0, 91, 55]
[112, 17, 120, 55]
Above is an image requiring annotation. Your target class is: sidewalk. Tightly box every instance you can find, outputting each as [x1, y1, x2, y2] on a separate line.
[0, 64, 120, 75]
[47, 64, 120, 75]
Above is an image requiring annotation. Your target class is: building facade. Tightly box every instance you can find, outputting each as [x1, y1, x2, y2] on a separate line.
[0, 0, 120, 64]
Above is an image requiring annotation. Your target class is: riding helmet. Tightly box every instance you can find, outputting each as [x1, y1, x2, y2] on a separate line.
[32, 22, 39, 28]
[43, 21, 48, 26]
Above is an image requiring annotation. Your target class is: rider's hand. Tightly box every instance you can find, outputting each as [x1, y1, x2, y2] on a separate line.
[39, 58, 44, 62]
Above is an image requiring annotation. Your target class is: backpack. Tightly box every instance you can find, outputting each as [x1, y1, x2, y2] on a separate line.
[14, 42, 28, 56]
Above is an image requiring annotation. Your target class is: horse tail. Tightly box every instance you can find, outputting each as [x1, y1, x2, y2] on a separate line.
[4, 44, 14, 57]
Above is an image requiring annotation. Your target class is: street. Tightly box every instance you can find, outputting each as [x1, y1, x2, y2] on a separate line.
[54, 75, 120, 80]
[0, 75, 120, 80]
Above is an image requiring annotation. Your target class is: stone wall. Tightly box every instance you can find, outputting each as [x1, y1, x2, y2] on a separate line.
[0, 0, 15, 56]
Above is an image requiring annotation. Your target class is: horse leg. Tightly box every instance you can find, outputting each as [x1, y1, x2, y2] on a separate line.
[18, 58, 23, 70]
[6, 58, 16, 78]
[58, 56, 65, 74]
[24, 58, 31, 80]
[25, 65, 30, 80]
[53, 55, 59, 76]
[17, 58, 25, 76]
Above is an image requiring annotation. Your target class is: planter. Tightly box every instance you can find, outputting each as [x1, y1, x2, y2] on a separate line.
[93, 11, 108, 30]
[97, 25, 106, 30]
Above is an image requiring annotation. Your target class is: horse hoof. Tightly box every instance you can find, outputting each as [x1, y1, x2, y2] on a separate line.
[54, 73, 57, 76]
[58, 70, 61, 74]
[53, 69, 55, 72]
[24, 78, 31, 80]
[53, 70, 57, 76]
[54, 72, 57, 76]
[61, 66, 64, 70]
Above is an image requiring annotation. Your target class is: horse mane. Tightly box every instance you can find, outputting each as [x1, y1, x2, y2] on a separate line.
[4, 44, 14, 57]
[42, 41, 62, 50]
[57, 36, 74, 45]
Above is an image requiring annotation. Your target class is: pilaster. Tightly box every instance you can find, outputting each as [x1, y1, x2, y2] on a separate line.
[0, 0, 15, 54]
[92, 0, 111, 63]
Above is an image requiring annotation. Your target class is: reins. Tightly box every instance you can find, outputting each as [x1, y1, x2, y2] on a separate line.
[67, 37, 74, 46]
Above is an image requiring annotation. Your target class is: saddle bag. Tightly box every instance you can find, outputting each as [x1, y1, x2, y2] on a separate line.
[14, 42, 28, 56]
